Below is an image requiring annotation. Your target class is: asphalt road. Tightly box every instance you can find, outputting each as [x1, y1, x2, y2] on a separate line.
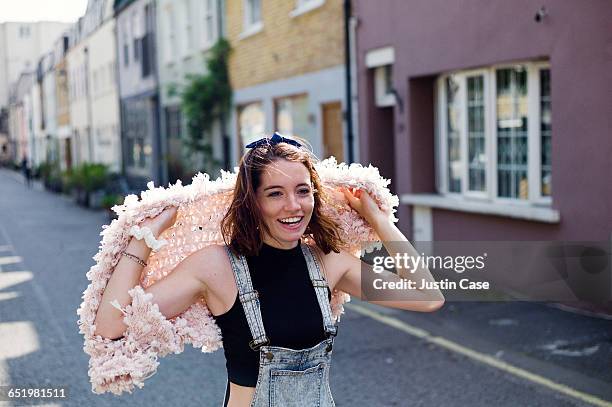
[0, 168, 610, 407]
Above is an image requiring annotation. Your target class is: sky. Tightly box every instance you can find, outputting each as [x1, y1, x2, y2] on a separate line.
[0, 0, 88, 23]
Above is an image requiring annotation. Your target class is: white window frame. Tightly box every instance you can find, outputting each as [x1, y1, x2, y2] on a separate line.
[164, 5, 177, 64]
[201, 0, 218, 49]
[365, 46, 396, 108]
[240, 0, 263, 40]
[182, 0, 194, 57]
[290, 0, 325, 18]
[436, 61, 552, 207]
[374, 65, 395, 107]
[19, 26, 30, 38]
[532, 61, 553, 206]
[237, 101, 265, 150]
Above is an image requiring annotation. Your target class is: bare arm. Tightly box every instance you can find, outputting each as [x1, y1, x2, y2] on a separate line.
[93, 236, 153, 339]
[93, 207, 209, 340]
[93, 239, 209, 339]
[334, 188, 445, 312]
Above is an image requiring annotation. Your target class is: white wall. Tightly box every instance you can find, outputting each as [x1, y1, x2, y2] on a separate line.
[156, 0, 226, 177]
[66, 38, 90, 166]
[0, 22, 71, 108]
[88, 17, 121, 172]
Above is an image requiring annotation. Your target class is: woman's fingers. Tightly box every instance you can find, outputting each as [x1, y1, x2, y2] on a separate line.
[341, 187, 355, 203]
[342, 187, 363, 213]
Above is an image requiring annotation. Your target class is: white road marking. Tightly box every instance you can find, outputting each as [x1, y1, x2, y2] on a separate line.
[347, 302, 612, 407]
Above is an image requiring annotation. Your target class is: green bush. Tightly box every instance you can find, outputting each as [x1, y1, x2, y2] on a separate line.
[82, 163, 109, 192]
[37, 162, 52, 180]
[38, 161, 63, 192]
[63, 163, 110, 192]
[101, 193, 123, 209]
[61, 169, 75, 192]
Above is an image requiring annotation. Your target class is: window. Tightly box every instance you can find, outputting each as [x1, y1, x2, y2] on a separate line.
[539, 69, 551, 197]
[165, 6, 177, 62]
[275, 94, 314, 146]
[123, 20, 130, 66]
[142, 4, 155, 76]
[132, 12, 141, 61]
[19, 26, 30, 38]
[437, 62, 551, 204]
[166, 106, 182, 139]
[183, 0, 194, 54]
[237, 102, 265, 150]
[203, 0, 217, 46]
[124, 99, 152, 172]
[291, 0, 325, 17]
[244, 0, 262, 29]
[141, 32, 152, 77]
[374, 64, 394, 107]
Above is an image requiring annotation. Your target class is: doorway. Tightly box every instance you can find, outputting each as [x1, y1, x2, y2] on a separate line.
[321, 101, 344, 162]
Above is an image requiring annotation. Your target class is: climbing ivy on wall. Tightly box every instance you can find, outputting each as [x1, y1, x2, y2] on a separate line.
[179, 38, 232, 174]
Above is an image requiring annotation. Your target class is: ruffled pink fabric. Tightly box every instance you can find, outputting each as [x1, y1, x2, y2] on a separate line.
[77, 158, 398, 394]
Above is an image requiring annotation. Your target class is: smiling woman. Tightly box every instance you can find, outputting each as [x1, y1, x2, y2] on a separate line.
[88, 132, 444, 407]
[221, 134, 342, 256]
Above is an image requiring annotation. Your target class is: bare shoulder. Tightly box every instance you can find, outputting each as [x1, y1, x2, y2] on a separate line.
[188, 244, 232, 282]
[313, 245, 358, 267]
[188, 244, 237, 315]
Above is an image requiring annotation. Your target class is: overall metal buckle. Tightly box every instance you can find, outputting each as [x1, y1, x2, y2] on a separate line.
[249, 337, 270, 351]
[326, 324, 338, 338]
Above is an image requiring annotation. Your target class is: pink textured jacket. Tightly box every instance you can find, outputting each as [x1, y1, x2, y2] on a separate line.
[76, 158, 398, 395]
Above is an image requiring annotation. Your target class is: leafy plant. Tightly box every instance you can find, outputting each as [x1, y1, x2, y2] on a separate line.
[37, 162, 52, 180]
[62, 163, 110, 192]
[82, 163, 109, 192]
[179, 38, 232, 174]
[101, 193, 123, 209]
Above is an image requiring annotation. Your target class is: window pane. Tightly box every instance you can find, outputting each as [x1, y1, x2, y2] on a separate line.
[496, 66, 528, 199]
[467, 76, 486, 192]
[275, 95, 313, 146]
[205, 0, 215, 42]
[446, 76, 462, 193]
[248, 0, 261, 25]
[124, 99, 152, 171]
[238, 102, 265, 150]
[540, 68, 552, 197]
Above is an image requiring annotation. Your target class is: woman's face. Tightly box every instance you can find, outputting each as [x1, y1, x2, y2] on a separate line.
[256, 159, 315, 249]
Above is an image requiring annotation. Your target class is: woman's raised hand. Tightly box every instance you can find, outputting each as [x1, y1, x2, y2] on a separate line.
[141, 206, 178, 237]
[340, 187, 389, 227]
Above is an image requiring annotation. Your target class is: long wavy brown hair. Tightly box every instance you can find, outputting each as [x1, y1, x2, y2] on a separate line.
[221, 136, 342, 256]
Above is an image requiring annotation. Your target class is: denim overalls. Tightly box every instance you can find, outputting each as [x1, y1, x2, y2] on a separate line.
[224, 243, 338, 407]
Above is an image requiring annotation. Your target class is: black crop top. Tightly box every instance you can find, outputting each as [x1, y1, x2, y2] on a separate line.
[212, 242, 331, 388]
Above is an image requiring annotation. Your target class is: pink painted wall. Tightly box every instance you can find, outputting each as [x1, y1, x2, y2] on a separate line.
[355, 0, 612, 241]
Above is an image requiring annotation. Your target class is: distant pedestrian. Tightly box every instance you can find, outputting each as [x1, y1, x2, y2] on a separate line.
[21, 157, 32, 188]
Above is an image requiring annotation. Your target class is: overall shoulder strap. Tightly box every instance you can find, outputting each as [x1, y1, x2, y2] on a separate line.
[300, 243, 338, 338]
[223, 246, 269, 350]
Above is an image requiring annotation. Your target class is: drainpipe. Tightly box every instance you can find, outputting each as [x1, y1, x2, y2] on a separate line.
[84, 46, 94, 162]
[149, 1, 167, 186]
[343, 0, 354, 163]
[218, 0, 230, 170]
